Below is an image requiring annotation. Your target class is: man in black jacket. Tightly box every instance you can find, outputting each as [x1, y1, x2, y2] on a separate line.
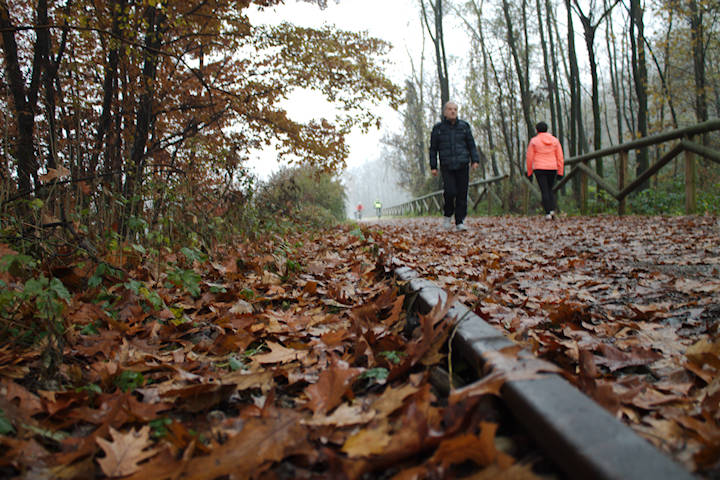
[429, 101, 480, 231]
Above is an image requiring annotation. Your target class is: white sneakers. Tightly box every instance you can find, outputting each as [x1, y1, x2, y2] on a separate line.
[442, 216, 469, 232]
[545, 210, 556, 220]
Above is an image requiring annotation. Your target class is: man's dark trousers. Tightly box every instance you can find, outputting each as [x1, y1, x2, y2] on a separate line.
[441, 165, 469, 224]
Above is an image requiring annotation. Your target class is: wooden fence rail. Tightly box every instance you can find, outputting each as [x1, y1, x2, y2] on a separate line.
[557, 119, 720, 214]
[384, 174, 508, 217]
[384, 119, 720, 217]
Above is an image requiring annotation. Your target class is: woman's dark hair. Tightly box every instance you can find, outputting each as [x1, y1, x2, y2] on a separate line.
[535, 121, 548, 133]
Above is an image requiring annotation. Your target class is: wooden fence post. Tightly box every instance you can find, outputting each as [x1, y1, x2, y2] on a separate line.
[618, 150, 628, 215]
[685, 147, 696, 214]
[581, 163, 588, 214]
[488, 184, 492, 215]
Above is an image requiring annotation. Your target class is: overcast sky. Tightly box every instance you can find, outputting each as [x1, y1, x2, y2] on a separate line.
[247, 0, 424, 180]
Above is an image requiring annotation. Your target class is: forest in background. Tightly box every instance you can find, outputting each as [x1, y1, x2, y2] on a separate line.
[0, 0, 400, 246]
[1, 2, 719, 477]
[387, 0, 720, 215]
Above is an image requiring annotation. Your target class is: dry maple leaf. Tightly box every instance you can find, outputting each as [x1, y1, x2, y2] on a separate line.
[430, 422, 513, 469]
[342, 420, 392, 457]
[96, 426, 158, 477]
[593, 343, 662, 372]
[181, 411, 307, 479]
[305, 357, 364, 415]
[252, 341, 307, 364]
[304, 402, 376, 427]
[449, 370, 507, 405]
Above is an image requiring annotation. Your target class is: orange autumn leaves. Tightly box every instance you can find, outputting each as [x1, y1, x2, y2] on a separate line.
[2, 215, 717, 477]
[0, 226, 538, 479]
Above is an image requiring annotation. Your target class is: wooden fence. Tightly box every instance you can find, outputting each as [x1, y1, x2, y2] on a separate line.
[383, 174, 508, 217]
[557, 119, 720, 214]
[385, 119, 720, 217]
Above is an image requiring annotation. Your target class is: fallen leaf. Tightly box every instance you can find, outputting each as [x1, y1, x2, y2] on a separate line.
[252, 341, 307, 364]
[342, 421, 392, 457]
[305, 357, 363, 415]
[594, 343, 662, 372]
[181, 411, 307, 479]
[229, 299, 253, 314]
[303, 402, 376, 427]
[96, 426, 158, 477]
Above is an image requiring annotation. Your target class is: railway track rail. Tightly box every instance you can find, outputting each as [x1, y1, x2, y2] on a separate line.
[394, 265, 694, 480]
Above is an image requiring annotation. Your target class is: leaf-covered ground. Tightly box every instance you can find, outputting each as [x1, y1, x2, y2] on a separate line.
[380, 215, 720, 475]
[0, 226, 553, 480]
[0, 215, 718, 479]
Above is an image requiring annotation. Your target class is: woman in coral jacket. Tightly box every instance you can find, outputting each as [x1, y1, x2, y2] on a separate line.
[526, 121, 564, 219]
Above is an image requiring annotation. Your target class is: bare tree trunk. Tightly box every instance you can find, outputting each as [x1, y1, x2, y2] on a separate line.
[572, 0, 619, 179]
[490, 56, 515, 181]
[501, 0, 535, 141]
[468, 0, 501, 177]
[537, 0, 557, 134]
[659, 11, 678, 128]
[0, 0, 42, 197]
[564, 0, 584, 208]
[605, 2, 623, 145]
[629, 0, 649, 188]
[91, 0, 126, 179]
[622, 32, 636, 138]
[688, 0, 708, 126]
[420, 0, 449, 110]
[547, 1, 565, 147]
[122, 3, 165, 236]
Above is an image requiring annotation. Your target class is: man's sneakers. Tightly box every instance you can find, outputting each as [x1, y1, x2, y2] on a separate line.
[442, 216, 469, 232]
[545, 210, 556, 220]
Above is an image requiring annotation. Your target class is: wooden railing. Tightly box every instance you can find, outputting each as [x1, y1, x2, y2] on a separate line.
[557, 119, 720, 214]
[384, 174, 508, 217]
[385, 120, 720, 217]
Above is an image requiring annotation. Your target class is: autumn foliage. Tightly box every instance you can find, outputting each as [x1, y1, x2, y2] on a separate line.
[0, 0, 400, 243]
[0, 225, 528, 479]
[1, 215, 719, 478]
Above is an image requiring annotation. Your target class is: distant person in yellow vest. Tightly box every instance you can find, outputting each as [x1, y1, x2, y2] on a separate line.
[374, 200, 382, 218]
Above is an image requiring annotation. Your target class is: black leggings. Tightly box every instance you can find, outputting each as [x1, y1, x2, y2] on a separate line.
[534, 170, 557, 214]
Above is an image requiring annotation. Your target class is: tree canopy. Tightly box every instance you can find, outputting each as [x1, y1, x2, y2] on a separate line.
[0, 0, 400, 234]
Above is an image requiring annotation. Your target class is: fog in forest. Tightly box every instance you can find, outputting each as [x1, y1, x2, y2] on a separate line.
[343, 153, 412, 219]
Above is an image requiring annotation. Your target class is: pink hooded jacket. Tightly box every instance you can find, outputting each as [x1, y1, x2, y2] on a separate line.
[526, 132, 564, 176]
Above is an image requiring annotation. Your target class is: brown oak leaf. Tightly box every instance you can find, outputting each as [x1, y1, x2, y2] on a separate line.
[305, 357, 363, 415]
[96, 426, 158, 477]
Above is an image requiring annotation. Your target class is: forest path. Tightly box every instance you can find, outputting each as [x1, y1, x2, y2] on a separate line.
[2, 215, 718, 478]
[375, 214, 720, 473]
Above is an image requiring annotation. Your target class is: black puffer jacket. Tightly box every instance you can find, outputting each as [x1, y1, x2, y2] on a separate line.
[429, 118, 480, 170]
